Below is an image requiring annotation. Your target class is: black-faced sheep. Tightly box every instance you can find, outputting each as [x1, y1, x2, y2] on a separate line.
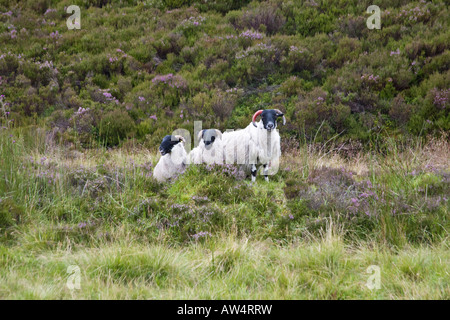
[153, 135, 187, 182]
[222, 109, 285, 182]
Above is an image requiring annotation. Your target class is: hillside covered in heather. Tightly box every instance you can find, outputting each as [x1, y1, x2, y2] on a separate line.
[0, 0, 449, 149]
[1, 1, 450, 300]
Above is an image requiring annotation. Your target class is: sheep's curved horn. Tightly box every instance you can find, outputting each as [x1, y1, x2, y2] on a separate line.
[274, 109, 286, 125]
[252, 110, 263, 127]
[215, 129, 222, 139]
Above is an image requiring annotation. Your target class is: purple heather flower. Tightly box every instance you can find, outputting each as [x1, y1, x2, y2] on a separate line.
[390, 48, 400, 56]
[239, 30, 264, 40]
[44, 8, 56, 15]
[192, 231, 212, 240]
[49, 31, 60, 39]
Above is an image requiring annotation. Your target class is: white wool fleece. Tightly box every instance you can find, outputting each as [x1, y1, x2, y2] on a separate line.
[222, 120, 281, 174]
[153, 142, 187, 182]
[189, 137, 224, 165]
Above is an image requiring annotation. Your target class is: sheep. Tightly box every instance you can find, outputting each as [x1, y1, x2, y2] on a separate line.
[222, 109, 285, 182]
[153, 135, 187, 182]
[188, 129, 224, 165]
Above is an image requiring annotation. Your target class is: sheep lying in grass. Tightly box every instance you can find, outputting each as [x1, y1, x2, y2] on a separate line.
[222, 109, 285, 182]
[153, 135, 187, 182]
[188, 129, 224, 165]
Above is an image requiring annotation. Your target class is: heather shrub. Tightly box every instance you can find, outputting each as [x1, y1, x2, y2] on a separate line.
[195, 0, 252, 14]
[338, 15, 366, 38]
[281, 1, 336, 36]
[280, 45, 313, 73]
[233, 42, 282, 84]
[25, 0, 49, 13]
[228, 1, 285, 35]
[278, 76, 304, 97]
[179, 45, 201, 65]
[69, 107, 99, 146]
[160, 202, 227, 243]
[0, 53, 19, 76]
[328, 36, 362, 68]
[164, 0, 191, 10]
[152, 32, 186, 59]
[211, 89, 239, 122]
[389, 94, 413, 127]
[98, 109, 136, 146]
[49, 109, 71, 131]
[421, 50, 450, 77]
[136, 118, 160, 139]
[0, 0, 448, 146]
[184, 91, 213, 118]
[61, 85, 82, 109]
[405, 34, 449, 61]
[151, 73, 188, 107]
[22, 60, 59, 88]
[290, 88, 351, 141]
[293, 167, 357, 212]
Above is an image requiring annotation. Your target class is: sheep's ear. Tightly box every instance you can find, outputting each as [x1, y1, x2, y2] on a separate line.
[197, 130, 204, 143]
[215, 129, 222, 140]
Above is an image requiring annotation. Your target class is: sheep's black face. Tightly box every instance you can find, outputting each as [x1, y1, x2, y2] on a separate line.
[261, 110, 282, 131]
[159, 135, 182, 156]
[202, 129, 217, 150]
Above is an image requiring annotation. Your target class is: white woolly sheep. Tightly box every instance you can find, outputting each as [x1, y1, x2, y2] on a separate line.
[153, 135, 187, 182]
[188, 129, 224, 165]
[222, 109, 285, 182]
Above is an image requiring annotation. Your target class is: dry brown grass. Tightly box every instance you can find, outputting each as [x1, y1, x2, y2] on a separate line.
[281, 134, 449, 179]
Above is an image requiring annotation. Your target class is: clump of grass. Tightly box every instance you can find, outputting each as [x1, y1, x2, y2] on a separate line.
[1, 229, 449, 299]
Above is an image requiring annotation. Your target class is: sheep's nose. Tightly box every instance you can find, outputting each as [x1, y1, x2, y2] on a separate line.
[267, 123, 274, 130]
